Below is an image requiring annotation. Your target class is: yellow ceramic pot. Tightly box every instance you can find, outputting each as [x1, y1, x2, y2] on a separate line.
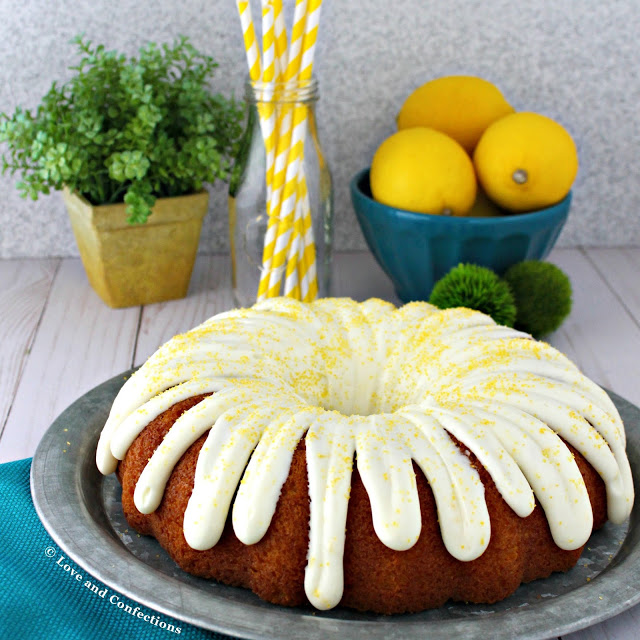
[62, 188, 209, 308]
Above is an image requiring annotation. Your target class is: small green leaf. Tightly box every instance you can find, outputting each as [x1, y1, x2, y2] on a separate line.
[0, 33, 243, 222]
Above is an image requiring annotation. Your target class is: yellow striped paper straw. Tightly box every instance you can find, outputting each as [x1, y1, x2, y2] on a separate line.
[283, 177, 306, 299]
[266, 0, 308, 210]
[268, 0, 287, 223]
[257, 0, 308, 300]
[236, 0, 284, 302]
[261, 2, 276, 83]
[236, 0, 276, 199]
[300, 179, 318, 301]
[257, 0, 309, 300]
[265, 108, 306, 297]
[265, 0, 323, 298]
[298, 0, 322, 80]
[236, 0, 278, 218]
[282, 1, 312, 300]
[283, 167, 316, 300]
[293, 0, 321, 301]
[260, 1, 278, 206]
[236, 1, 261, 82]
[283, 168, 317, 301]
[296, 117, 325, 300]
[264, 3, 322, 299]
[256, 0, 290, 301]
[273, 0, 288, 82]
[260, 0, 281, 216]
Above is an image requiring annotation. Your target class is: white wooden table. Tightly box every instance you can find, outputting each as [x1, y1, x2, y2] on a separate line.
[1, 249, 639, 640]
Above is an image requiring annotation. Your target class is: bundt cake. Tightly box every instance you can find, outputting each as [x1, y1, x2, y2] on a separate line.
[96, 297, 634, 614]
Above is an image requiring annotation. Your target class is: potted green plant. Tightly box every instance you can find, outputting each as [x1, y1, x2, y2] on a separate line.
[0, 35, 243, 307]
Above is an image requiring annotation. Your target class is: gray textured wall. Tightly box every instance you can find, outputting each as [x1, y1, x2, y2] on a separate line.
[1, 0, 639, 258]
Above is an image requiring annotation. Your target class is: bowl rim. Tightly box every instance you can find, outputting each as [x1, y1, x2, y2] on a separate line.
[350, 168, 572, 226]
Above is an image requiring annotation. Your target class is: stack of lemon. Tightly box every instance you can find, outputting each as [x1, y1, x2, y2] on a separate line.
[370, 76, 578, 217]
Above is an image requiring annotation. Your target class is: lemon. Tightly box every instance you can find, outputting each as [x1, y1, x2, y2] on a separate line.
[397, 76, 514, 153]
[370, 127, 476, 215]
[460, 186, 505, 218]
[473, 112, 578, 212]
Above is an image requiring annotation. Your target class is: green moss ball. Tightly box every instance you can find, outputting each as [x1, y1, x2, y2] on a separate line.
[429, 263, 517, 327]
[503, 260, 572, 338]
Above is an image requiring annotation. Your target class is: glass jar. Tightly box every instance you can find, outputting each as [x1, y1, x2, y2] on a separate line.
[228, 77, 333, 308]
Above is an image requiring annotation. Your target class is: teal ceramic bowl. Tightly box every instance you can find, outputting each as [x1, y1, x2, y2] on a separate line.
[350, 168, 571, 302]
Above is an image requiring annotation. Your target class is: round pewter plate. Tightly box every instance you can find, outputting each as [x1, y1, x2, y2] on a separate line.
[31, 371, 640, 640]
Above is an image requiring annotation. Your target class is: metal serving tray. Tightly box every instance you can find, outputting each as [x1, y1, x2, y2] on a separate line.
[31, 371, 640, 640]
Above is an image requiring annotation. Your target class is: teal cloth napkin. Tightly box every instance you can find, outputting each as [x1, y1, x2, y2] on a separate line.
[0, 458, 239, 640]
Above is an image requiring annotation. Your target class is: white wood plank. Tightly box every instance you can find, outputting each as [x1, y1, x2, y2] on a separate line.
[586, 248, 640, 330]
[0, 249, 636, 639]
[547, 248, 640, 640]
[546, 249, 640, 406]
[0, 258, 140, 462]
[134, 255, 235, 366]
[0, 259, 58, 440]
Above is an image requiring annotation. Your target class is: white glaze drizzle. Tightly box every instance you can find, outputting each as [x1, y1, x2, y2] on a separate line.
[398, 407, 491, 560]
[304, 412, 356, 609]
[184, 394, 300, 550]
[354, 414, 421, 552]
[96, 297, 635, 611]
[466, 403, 592, 549]
[110, 377, 230, 461]
[233, 407, 319, 544]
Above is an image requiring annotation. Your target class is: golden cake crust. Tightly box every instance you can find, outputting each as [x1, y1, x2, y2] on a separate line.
[116, 395, 608, 614]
